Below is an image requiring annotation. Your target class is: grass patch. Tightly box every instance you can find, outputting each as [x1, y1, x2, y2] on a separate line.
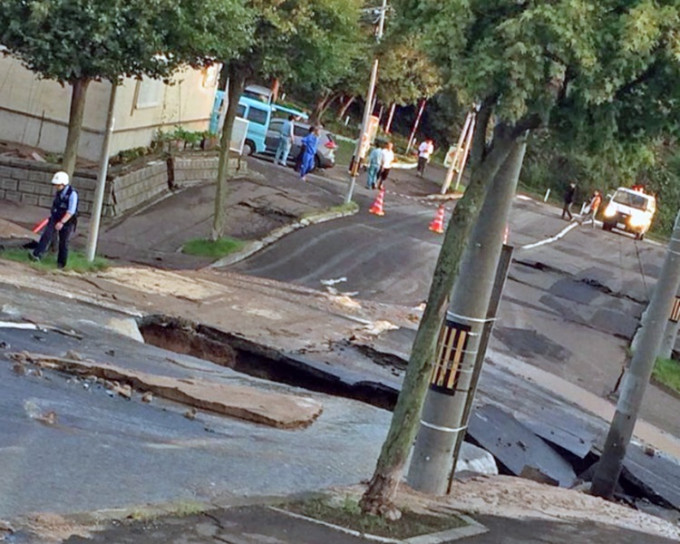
[653, 358, 680, 395]
[182, 237, 246, 258]
[0, 247, 109, 273]
[284, 495, 466, 539]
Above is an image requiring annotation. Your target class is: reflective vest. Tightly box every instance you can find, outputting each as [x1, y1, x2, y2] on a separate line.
[50, 185, 78, 223]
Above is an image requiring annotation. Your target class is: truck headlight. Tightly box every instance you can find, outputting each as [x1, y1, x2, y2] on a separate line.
[628, 212, 649, 228]
[604, 205, 616, 218]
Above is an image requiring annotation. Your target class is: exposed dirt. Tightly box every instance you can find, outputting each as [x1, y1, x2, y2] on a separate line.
[343, 476, 680, 541]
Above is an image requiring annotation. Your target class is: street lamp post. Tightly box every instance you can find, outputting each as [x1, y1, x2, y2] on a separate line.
[345, 0, 388, 204]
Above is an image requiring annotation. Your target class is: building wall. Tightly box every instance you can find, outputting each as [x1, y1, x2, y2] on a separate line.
[0, 54, 219, 161]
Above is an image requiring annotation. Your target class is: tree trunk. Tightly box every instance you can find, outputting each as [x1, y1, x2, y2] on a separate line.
[359, 104, 521, 517]
[336, 95, 356, 121]
[318, 92, 340, 122]
[385, 103, 396, 133]
[212, 66, 245, 241]
[310, 91, 339, 126]
[62, 78, 91, 177]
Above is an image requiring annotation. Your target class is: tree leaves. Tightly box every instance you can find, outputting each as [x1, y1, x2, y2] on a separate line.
[0, 0, 251, 84]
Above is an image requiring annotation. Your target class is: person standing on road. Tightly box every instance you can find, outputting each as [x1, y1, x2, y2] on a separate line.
[377, 142, 395, 190]
[29, 171, 78, 268]
[299, 126, 320, 182]
[417, 138, 434, 177]
[580, 189, 602, 227]
[365, 142, 383, 190]
[562, 182, 576, 220]
[275, 114, 295, 166]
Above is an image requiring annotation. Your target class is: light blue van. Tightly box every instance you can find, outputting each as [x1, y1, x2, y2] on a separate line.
[210, 89, 307, 156]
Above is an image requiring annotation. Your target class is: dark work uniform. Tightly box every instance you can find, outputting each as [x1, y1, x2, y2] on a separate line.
[32, 185, 78, 268]
[562, 184, 576, 220]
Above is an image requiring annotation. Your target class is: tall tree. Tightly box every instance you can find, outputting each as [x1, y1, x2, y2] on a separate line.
[360, 0, 680, 517]
[375, 34, 441, 108]
[0, 0, 249, 176]
[212, 0, 363, 239]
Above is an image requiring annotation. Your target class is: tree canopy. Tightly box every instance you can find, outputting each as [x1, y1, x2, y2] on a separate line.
[375, 34, 441, 107]
[0, 0, 250, 83]
[362, 0, 680, 516]
[0, 0, 251, 175]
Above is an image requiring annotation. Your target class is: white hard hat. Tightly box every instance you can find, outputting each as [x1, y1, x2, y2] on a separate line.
[51, 171, 69, 185]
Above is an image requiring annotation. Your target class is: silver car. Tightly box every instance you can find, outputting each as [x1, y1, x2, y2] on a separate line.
[265, 119, 337, 169]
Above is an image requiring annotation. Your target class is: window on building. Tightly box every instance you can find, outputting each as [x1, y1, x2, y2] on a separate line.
[135, 78, 164, 109]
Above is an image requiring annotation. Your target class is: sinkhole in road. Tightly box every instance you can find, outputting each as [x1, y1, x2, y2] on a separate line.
[136, 315, 680, 514]
[137, 314, 398, 411]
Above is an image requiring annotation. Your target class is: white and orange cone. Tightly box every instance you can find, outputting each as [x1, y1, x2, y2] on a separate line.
[369, 188, 386, 216]
[428, 204, 446, 234]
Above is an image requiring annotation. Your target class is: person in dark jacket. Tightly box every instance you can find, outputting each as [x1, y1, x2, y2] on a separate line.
[562, 182, 576, 220]
[29, 171, 78, 268]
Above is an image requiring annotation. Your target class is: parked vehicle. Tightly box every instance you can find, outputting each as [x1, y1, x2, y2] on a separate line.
[237, 99, 308, 156]
[236, 96, 272, 155]
[264, 119, 337, 169]
[601, 187, 656, 240]
[210, 89, 307, 156]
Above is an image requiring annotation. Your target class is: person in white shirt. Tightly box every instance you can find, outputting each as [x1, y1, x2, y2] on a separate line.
[417, 139, 435, 177]
[377, 142, 395, 190]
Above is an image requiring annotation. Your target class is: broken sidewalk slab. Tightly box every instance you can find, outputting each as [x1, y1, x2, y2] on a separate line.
[468, 404, 577, 487]
[621, 444, 680, 511]
[513, 406, 598, 459]
[8, 352, 323, 429]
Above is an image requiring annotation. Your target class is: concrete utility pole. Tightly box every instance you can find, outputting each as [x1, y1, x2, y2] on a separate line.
[407, 138, 527, 494]
[658, 292, 680, 359]
[86, 82, 117, 262]
[592, 211, 680, 499]
[345, 0, 387, 204]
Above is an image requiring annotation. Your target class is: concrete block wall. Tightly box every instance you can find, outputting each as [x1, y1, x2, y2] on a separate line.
[110, 160, 169, 216]
[173, 155, 242, 186]
[0, 154, 245, 218]
[174, 156, 220, 184]
[0, 158, 105, 215]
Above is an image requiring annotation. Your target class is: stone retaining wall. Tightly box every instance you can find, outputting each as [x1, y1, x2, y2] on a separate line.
[0, 154, 243, 218]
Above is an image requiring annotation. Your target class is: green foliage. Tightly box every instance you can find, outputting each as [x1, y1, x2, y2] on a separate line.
[182, 237, 245, 258]
[653, 358, 680, 395]
[1, 248, 109, 272]
[152, 128, 209, 153]
[110, 146, 152, 166]
[375, 33, 442, 106]
[0, 0, 250, 84]
[227, 0, 363, 90]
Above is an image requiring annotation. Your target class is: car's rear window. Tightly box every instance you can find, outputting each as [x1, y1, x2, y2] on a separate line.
[294, 125, 309, 137]
[613, 190, 653, 211]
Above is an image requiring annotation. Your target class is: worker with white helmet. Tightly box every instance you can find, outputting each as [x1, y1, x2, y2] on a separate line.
[29, 171, 79, 268]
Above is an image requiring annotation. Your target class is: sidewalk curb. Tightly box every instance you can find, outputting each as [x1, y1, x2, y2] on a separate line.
[268, 507, 488, 543]
[209, 205, 359, 268]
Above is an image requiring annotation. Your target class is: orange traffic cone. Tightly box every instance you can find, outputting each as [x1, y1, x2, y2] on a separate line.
[428, 204, 446, 234]
[369, 188, 386, 216]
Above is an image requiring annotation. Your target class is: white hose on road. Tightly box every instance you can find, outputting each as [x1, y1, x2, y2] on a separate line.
[519, 221, 580, 250]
